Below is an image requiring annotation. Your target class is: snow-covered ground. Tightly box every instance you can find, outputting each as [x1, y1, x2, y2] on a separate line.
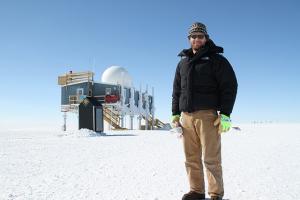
[0, 124, 299, 200]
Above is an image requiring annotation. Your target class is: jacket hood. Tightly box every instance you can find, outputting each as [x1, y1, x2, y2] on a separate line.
[178, 39, 223, 58]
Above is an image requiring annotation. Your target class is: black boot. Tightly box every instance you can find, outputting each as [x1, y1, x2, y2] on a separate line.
[182, 191, 205, 200]
[211, 196, 222, 200]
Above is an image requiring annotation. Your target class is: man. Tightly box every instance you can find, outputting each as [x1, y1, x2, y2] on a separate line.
[171, 22, 238, 200]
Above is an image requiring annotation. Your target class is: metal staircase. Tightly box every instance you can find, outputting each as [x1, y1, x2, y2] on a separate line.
[103, 106, 125, 130]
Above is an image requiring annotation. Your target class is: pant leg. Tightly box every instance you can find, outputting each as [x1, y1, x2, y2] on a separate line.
[181, 112, 205, 194]
[194, 110, 224, 197]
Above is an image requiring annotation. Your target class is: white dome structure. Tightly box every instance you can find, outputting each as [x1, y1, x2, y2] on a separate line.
[101, 66, 133, 87]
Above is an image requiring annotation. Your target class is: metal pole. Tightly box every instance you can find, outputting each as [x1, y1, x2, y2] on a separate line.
[120, 115, 124, 128]
[152, 87, 155, 130]
[63, 112, 67, 131]
[138, 115, 142, 130]
[130, 115, 134, 130]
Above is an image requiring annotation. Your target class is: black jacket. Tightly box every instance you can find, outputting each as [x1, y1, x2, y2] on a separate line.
[172, 39, 238, 116]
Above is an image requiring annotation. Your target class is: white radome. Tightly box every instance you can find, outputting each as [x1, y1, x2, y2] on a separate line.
[101, 66, 133, 87]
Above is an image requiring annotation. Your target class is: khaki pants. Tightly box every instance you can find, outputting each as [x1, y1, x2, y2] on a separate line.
[181, 110, 224, 197]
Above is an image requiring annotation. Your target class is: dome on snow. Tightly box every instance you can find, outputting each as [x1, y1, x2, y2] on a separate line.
[101, 66, 133, 87]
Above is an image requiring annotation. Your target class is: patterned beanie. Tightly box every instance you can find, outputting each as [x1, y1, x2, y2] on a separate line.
[188, 22, 208, 36]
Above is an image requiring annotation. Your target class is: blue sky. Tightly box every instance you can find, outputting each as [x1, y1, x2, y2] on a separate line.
[0, 0, 299, 129]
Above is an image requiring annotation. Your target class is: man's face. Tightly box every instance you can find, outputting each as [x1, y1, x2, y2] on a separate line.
[189, 33, 207, 51]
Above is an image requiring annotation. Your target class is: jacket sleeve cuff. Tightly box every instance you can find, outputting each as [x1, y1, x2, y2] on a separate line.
[220, 111, 230, 117]
[172, 111, 181, 116]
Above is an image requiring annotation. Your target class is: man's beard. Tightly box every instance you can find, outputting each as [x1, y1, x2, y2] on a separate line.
[192, 44, 204, 52]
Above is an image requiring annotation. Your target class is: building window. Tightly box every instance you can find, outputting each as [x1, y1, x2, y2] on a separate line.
[105, 88, 111, 95]
[77, 88, 84, 96]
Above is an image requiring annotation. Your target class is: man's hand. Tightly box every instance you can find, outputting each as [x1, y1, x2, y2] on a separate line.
[213, 114, 231, 134]
[171, 115, 181, 127]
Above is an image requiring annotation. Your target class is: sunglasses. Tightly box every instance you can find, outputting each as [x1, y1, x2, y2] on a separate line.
[189, 34, 205, 39]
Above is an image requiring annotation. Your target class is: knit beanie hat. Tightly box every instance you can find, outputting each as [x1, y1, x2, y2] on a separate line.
[188, 22, 208, 36]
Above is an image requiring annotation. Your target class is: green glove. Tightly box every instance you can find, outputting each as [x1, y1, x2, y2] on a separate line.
[171, 115, 180, 127]
[213, 114, 231, 134]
